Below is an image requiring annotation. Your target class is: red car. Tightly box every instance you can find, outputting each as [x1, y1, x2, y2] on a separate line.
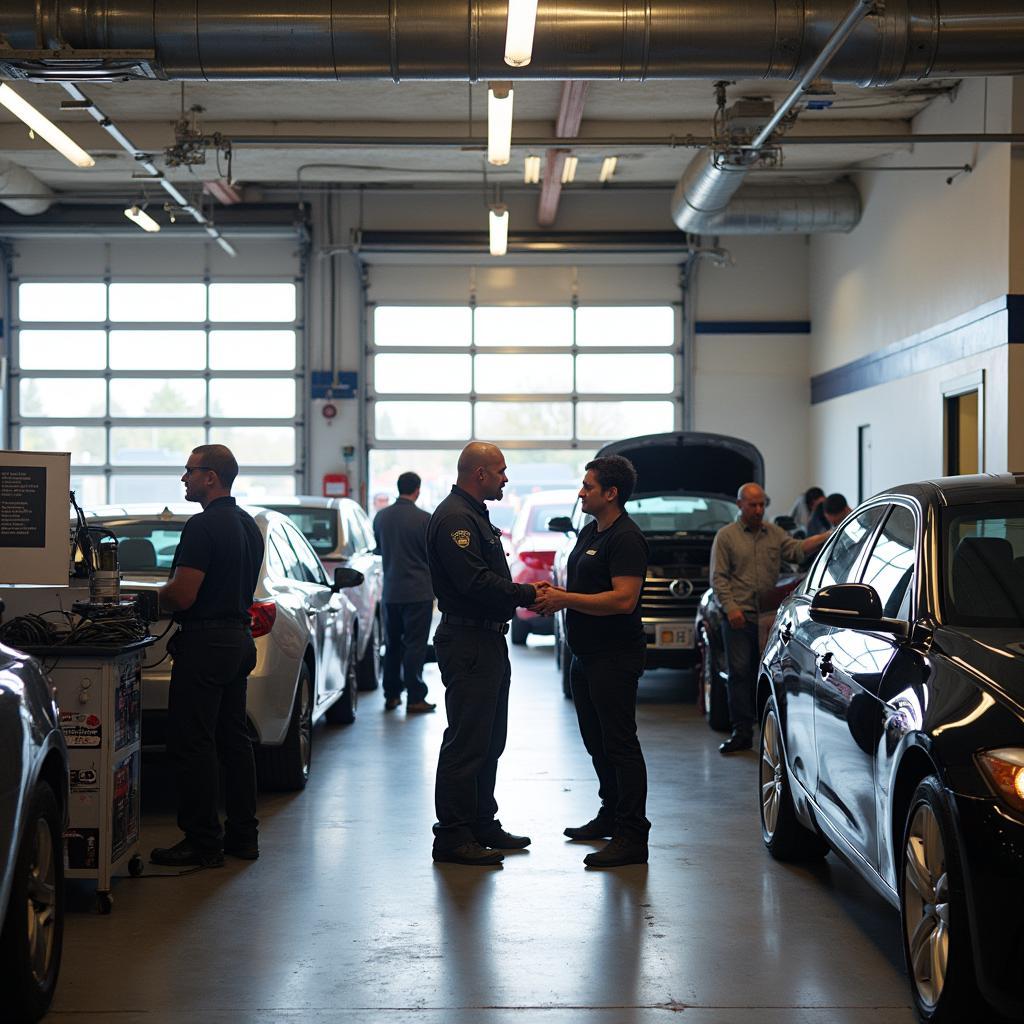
[508, 489, 580, 645]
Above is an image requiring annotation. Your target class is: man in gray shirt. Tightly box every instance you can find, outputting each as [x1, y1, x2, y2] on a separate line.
[710, 482, 829, 753]
[373, 471, 436, 713]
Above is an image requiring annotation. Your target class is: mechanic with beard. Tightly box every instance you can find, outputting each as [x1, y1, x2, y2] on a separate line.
[710, 482, 829, 755]
[150, 444, 264, 868]
[532, 455, 651, 868]
[427, 442, 539, 866]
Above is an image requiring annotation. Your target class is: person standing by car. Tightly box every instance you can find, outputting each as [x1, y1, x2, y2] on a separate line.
[427, 442, 538, 866]
[532, 456, 650, 868]
[373, 471, 436, 714]
[150, 444, 265, 868]
[711, 482, 830, 754]
[789, 486, 824, 533]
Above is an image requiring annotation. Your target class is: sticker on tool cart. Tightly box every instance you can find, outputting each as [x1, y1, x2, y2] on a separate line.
[61, 711, 101, 746]
[64, 828, 99, 870]
[70, 765, 99, 792]
[111, 751, 140, 864]
[655, 624, 695, 649]
[114, 663, 141, 750]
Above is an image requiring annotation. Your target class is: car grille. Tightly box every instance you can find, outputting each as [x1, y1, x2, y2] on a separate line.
[641, 574, 707, 619]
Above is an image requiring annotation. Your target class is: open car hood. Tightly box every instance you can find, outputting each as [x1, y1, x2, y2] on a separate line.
[597, 432, 764, 500]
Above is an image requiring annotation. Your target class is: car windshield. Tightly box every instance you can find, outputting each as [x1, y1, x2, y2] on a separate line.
[268, 506, 338, 554]
[88, 520, 187, 574]
[944, 503, 1024, 627]
[624, 495, 736, 535]
[527, 503, 575, 532]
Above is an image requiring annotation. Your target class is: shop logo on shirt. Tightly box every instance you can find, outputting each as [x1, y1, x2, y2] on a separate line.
[451, 529, 472, 549]
[586, 549, 597, 555]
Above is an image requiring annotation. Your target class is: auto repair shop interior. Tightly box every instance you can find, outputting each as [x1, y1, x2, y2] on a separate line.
[1, 2, 1023, 1023]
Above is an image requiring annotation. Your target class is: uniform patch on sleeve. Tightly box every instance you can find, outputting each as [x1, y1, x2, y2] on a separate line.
[451, 529, 472, 549]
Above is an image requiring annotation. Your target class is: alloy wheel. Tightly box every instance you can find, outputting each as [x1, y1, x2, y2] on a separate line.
[760, 709, 783, 837]
[299, 676, 312, 778]
[903, 803, 949, 1010]
[27, 817, 58, 983]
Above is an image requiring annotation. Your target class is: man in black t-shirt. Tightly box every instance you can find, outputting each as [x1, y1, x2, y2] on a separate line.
[533, 455, 650, 868]
[150, 444, 265, 869]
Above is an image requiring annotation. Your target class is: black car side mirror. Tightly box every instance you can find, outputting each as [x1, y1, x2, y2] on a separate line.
[548, 516, 575, 534]
[810, 583, 908, 638]
[332, 566, 364, 592]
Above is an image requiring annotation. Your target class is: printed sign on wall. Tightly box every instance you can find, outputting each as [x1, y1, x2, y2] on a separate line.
[0, 450, 71, 585]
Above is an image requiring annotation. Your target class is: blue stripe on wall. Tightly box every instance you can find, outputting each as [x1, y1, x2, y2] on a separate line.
[811, 294, 1021, 405]
[695, 320, 811, 335]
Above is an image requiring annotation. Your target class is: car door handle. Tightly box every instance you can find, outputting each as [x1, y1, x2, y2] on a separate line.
[305, 608, 318, 618]
[780, 622, 793, 643]
[819, 651, 834, 676]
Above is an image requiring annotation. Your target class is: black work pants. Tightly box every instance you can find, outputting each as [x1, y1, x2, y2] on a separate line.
[166, 627, 258, 852]
[432, 624, 511, 849]
[570, 645, 650, 842]
[382, 600, 432, 704]
[721, 618, 759, 736]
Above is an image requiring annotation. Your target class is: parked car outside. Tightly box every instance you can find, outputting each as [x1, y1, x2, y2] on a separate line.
[0, 505, 364, 793]
[756, 474, 1024, 1023]
[0, 628, 69, 1022]
[549, 432, 763, 698]
[509, 489, 579, 646]
[263, 496, 384, 693]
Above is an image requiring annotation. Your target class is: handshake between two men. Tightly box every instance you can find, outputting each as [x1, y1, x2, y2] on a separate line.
[530, 580, 567, 616]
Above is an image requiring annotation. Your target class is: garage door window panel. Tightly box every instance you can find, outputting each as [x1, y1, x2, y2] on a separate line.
[576, 401, 675, 441]
[109, 331, 207, 370]
[18, 282, 106, 322]
[19, 378, 105, 418]
[19, 330, 106, 370]
[20, 426, 106, 465]
[375, 402, 471, 441]
[374, 353, 472, 394]
[109, 283, 207, 323]
[110, 427, 206, 466]
[209, 283, 296, 323]
[577, 306, 674, 347]
[475, 307, 573, 347]
[209, 379, 296, 418]
[210, 330, 297, 370]
[218, 427, 296, 466]
[374, 307, 472, 347]
[109, 379, 206, 418]
[474, 354, 573, 394]
[110, 474, 187, 504]
[576, 354, 674, 394]
[475, 402, 572, 440]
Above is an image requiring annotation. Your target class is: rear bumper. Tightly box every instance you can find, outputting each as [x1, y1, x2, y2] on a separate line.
[951, 793, 1024, 1020]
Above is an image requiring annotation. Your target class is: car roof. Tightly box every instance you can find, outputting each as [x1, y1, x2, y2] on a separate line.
[878, 473, 1024, 508]
[81, 502, 285, 528]
[260, 495, 365, 512]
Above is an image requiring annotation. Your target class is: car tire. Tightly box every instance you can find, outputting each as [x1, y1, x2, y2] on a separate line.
[700, 628, 731, 732]
[256, 662, 313, 792]
[325, 641, 358, 726]
[356, 615, 381, 692]
[0, 781, 64, 1024]
[899, 776, 979, 1023]
[759, 696, 828, 861]
[510, 616, 530, 646]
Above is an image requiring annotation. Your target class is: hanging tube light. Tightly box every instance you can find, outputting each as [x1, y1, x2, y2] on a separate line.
[489, 205, 509, 256]
[561, 154, 578, 184]
[488, 82, 514, 166]
[599, 156, 618, 182]
[523, 154, 541, 184]
[124, 204, 161, 232]
[0, 83, 95, 168]
[504, 0, 539, 68]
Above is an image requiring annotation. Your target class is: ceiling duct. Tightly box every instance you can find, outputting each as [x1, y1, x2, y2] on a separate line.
[1, 1, 1022, 83]
[0, 157, 53, 216]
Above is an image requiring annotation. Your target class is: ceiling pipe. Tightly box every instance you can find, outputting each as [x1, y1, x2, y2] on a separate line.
[673, 0, 873, 235]
[2, 1, 1022, 83]
[0, 157, 53, 216]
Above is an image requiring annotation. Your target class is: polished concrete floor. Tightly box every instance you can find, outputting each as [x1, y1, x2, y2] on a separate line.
[51, 639, 917, 1023]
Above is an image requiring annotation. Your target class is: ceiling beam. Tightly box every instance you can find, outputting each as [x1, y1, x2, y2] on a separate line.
[538, 81, 590, 227]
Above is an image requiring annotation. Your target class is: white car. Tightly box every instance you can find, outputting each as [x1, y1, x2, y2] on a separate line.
[0, 504, 363, 792]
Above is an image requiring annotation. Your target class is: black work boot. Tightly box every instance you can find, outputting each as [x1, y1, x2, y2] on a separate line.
[583, 836, 649, 868]
[432, 841, 504, 866]
[719, 730, 753, 754]
[475, 827, 531, 850]
[563, 816, 615, 841]
[150, 838, 224, 868]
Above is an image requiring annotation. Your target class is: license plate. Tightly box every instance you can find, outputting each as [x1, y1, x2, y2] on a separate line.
[654, 624, 694, 649]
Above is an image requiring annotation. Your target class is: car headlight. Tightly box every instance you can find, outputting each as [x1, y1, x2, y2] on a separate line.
[976, 748, 1024, 813]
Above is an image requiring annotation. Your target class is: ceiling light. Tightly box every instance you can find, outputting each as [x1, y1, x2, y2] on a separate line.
[504, 0, 539, 68]
[124, 205, 161, 233]
[561, 154, 578, 185]
[0, 83, 95, 168]
[599, 156, 618, 183]
[489, 205, 509, 257]
[523, 155, 541, 185]
[488, 82, 514, 166]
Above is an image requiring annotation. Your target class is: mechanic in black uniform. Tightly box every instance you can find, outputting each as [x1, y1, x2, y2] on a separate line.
[151, 444, 265, 868]
[532, 455, 650, 867]
[427, 442, 539, 866]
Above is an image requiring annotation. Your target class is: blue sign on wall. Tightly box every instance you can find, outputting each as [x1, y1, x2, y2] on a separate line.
[312, 371, 358, 400]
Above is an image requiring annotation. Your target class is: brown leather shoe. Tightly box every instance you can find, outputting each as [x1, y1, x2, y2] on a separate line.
[384, 697, 401, 711]
[407, 700, 436, 714]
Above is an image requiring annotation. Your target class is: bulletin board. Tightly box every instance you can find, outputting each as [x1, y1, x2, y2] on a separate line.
[0, 450, 71, 585]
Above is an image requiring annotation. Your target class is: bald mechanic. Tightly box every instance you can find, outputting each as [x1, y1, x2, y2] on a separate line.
[427, 443, 540, 866]
[710, 483, 830, 754]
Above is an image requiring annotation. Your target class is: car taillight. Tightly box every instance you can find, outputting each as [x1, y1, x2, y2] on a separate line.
[249, 601, 277, 639]
[519, 550, 555, 570]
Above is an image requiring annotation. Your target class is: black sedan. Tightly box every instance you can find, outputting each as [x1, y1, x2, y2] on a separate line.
[756, 474, 1024, 1023]
[0, 633, 69, 1021]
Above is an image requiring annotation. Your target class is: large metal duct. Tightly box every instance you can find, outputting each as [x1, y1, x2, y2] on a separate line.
[0, 158, 53, 216]
[2, 0, 1023, 82]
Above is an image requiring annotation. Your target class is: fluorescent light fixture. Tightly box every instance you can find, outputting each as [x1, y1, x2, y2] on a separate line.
[124, 205, 161, 233]
[0, 83, 95, 168]
[599, 155, 618, 183]
[489, 205, 509, 256]
[561, 154, 578, 184]
[523, 155, 541, 184]
[488, 82, 514, 166]
[504, 0, 539, 68]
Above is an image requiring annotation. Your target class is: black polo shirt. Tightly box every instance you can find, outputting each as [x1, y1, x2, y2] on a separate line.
[170, 496, 265, 625]
[565, 513, 648, 656]
[426, 485, 535, 622]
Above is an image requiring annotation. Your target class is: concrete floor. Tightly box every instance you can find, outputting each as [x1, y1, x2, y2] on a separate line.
[51, 639, 917, 1024]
